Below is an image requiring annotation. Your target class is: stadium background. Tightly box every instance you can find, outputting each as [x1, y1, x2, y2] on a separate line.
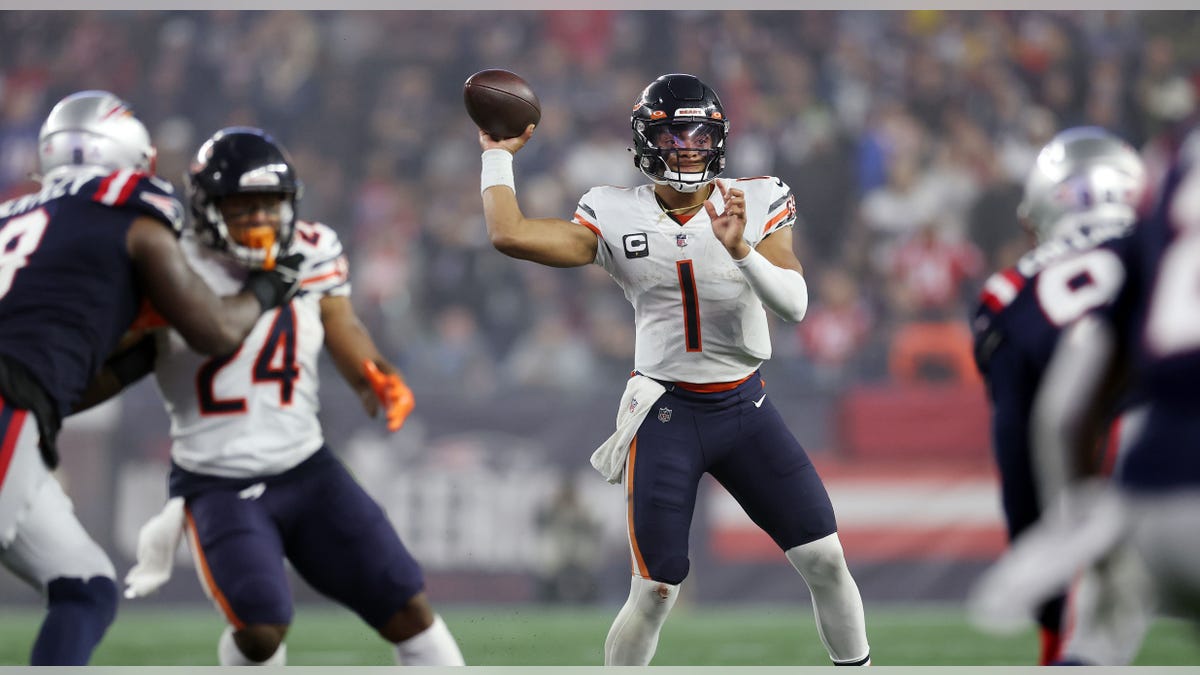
[0, 9, 1198, 665]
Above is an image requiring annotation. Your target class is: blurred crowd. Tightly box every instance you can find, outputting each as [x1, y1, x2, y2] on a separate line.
[2, 10, 1198, 399]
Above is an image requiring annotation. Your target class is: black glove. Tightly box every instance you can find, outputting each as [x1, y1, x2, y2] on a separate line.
[243, 252, 305, 311]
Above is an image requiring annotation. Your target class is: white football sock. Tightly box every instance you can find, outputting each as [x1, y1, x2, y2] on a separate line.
[217, 625, 286, 665]
[786, 533, 871, 665]
[604, 575, 680, 665]
[393, 614, 465, 666]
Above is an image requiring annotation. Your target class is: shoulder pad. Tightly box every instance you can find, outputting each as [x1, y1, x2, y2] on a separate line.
[90, 170, 185, 236]
[763, 185, 797, 237]
[573, 199, 602, 238]
[734, 175, 784, 185]
[574, 187, 621, 239]
[293, 220, 350, 297]
[732, 176, 795, 241]
[292, 220, 342, 258]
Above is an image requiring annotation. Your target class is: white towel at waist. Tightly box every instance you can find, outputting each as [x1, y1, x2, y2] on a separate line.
[124, 496, 186, 599]
[590, 375, 667, 484]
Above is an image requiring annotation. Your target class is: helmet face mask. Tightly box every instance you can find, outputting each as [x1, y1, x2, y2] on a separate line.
[37, 90, 156, 178]
[632, 74, 728, 193]
[187, 127, 301, 270]
[1018, 126, 1147, 244]
[214, 193, 290, 267]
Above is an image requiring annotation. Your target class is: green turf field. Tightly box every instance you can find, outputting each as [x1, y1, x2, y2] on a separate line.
[0, 604, 1195, 666]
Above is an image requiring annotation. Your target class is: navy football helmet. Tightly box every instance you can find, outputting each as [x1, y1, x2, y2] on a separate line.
[187, 127, 301, 270]
[631, 74, 728, 193]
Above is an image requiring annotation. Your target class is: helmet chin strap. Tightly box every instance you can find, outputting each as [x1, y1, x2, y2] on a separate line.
[649, 146, 721, 192]
[656, 169, 712, 193]
[664, 179, 709, 193]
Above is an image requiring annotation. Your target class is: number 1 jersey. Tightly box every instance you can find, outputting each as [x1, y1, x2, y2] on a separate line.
[574, 177, 797, 384]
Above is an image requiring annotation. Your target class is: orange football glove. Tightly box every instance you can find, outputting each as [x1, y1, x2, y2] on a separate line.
[362, 359, 414, 432]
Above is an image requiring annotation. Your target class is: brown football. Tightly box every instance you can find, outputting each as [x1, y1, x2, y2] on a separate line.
[463, 69, 542, 141]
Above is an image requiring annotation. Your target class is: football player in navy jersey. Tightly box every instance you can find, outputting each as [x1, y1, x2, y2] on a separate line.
[0, 91, 301, 665]
[1025, 126, 1200, 657]
[971, 127, 1147, 664]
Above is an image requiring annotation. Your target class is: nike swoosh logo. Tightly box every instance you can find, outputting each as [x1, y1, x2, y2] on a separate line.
[753, 394, 766, 408]
[238, 482, 266, 500]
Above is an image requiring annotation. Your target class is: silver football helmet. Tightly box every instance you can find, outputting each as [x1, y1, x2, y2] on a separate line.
[1018, 127, 1146, 243]
[37, 90, 156, 178]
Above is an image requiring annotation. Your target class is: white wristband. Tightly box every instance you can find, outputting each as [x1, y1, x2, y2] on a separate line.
[732, 248, 809, 322]
[481, 149, 515, 195]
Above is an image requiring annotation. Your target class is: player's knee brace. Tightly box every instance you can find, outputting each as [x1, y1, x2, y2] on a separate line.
[604, 576, 681, 665]
[785, 533, 870, 665]
[631, 575, 679, 620]
[786, 533, 849, 587]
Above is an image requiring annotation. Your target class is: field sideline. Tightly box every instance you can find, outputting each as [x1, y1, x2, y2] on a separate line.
[0, 604, 1195, 666]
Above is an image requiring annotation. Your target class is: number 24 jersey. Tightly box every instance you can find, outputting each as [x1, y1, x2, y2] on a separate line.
[152, 221, 349, 478]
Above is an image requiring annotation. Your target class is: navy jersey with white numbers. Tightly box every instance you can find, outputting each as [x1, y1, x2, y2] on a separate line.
[973, 220, 1132, 538]
[1096, 159, 1200, 491]
[0, 168, 184, 417]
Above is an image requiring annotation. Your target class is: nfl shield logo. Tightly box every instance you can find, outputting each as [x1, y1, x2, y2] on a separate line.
[629, 397, 639, 413]
[676, 233, 688, 247]
[658, 407, 673, 423]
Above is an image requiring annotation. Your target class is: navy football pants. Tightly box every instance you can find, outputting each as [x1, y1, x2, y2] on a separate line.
[183, 447, 423, 630]
[624, 373, 837, 585]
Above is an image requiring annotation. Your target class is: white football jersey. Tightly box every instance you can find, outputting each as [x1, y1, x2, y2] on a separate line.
[153, 220, 351, 478]
[575, 177, 797, 384]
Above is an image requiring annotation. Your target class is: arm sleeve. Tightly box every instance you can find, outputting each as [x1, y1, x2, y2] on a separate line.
[733, 248, 809, 322]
